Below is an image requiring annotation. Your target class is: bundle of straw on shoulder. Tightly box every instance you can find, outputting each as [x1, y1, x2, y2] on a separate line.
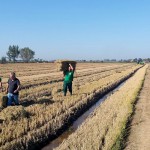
[55, 60, 77, 71]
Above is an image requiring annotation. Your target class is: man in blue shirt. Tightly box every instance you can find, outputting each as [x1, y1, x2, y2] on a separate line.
[6, 72, 21, 106]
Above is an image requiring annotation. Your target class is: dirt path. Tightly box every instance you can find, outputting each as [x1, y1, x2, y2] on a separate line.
[125, 65, 150, 150]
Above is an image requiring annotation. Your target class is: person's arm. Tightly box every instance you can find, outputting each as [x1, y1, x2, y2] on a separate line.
[63, 71, 65, 77]
[69, 64, 74, 71]
[14, 80, 21, 93]
[6, 83, 9, 94]
[63, 71, 66, 81]
[14, 85, 20, 93]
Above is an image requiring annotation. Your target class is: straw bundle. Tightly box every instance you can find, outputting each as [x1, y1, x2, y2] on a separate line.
[55, 60, 77, 71]
[0, 95, 8, 108]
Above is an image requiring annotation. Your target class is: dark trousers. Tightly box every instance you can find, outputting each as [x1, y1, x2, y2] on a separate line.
[63, 82, 72, 96]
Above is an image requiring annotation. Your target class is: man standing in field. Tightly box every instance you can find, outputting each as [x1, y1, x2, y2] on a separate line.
[63, 64, 74, 96]
[6, 72, 21, 106]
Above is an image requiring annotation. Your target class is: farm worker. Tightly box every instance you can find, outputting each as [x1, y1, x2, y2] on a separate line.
[63, 64, 74, 96]
[0, 77, 3, 92]
[6, 72, 21, 106]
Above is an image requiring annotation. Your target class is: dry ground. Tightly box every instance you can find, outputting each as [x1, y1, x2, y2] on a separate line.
[125, 65, 150, 150]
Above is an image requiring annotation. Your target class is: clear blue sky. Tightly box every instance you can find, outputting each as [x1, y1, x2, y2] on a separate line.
[0, 0, 150, 60]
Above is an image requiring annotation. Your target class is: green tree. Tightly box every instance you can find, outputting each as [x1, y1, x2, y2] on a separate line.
[7, 45, 20, 62]
[20, 47, 35, 62]
[7, 52, 11, 62]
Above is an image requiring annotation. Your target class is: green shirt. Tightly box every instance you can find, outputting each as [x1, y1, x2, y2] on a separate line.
[64, 71, 74, 83]
[0, 77, 2, 82]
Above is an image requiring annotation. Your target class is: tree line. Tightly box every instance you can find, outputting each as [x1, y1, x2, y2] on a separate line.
[1, 45, 35, 63]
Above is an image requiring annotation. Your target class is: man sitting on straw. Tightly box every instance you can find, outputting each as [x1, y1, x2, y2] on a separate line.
[63, 64, 74, 96]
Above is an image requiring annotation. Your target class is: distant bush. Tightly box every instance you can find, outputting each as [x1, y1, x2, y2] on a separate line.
[0, 57, 7, 64]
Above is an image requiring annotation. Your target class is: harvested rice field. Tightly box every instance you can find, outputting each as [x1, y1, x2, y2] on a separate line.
[0, 62, 147, 150]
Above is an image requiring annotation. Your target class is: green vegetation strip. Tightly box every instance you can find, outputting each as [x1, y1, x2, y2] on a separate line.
[111, 68, 147, 150]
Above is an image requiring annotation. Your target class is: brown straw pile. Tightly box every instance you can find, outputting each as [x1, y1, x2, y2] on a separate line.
[55, 60, 76, 71]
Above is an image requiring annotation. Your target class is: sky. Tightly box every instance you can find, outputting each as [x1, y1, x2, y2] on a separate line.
[0, 0, 150, 60]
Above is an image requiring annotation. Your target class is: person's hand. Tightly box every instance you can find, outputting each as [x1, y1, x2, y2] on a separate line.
[14, 90, 18, 93]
